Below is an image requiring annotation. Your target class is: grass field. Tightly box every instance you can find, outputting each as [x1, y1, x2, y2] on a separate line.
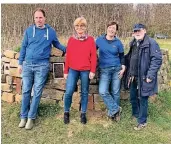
[1, 91, 171, 144]
[1, 38, 171, 144]
[157, 39, 171, 60]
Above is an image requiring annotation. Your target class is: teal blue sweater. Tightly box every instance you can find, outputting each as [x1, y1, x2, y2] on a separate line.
[19, 24, 66, 65]
[96, 35, 124, 68]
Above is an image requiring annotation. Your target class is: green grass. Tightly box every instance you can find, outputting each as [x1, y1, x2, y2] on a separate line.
[2, 91, 171, 144]
[157, 39, 171, 61]
[157, 39, 171, 48]
[13, 46, 21, 52]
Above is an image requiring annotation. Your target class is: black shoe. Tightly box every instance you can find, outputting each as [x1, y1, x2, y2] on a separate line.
[109, 107, 122, 122]
[110, 115, 116, 121]
[80, 113, 87, 124]
[64, 112, 70, 124]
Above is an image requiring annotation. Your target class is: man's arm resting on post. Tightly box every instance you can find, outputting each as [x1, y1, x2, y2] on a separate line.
[52, 32, 66, 53]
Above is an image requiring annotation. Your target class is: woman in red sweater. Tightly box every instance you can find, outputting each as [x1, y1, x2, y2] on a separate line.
[63, 17, 97, 124]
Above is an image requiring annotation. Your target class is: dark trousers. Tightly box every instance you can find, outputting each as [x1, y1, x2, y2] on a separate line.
[130, 79, 149, 124]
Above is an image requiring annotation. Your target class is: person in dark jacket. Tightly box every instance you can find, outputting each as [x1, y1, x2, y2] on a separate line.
[124, 23, 162, 130]
[18, 8, 66, 130]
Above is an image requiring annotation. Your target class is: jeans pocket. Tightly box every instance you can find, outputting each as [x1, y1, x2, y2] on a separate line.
[22, 64, 32, 77]
[40, 64, 50, 77]
[100, 68, 109, 78]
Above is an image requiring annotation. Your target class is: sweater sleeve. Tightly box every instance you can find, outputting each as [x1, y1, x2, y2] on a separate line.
[90, 38, 97, 73]
[119, 52, 125, 65]
[19, 30, 28, 65]
[64, 37, 72, 74]
[118, 40, 125, 65]
[52, 31, 66, 53]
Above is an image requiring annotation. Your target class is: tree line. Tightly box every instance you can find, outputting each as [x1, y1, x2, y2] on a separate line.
[1, 4, 171, 50]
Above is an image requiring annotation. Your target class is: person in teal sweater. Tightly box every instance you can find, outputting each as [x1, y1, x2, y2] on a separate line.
[96, 21, 125, 121]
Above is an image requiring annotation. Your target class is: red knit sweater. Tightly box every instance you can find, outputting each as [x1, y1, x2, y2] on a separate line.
[64, 36, 97, 74]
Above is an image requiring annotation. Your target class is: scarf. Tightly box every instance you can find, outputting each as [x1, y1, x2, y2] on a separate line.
[73, 33, 88, 41]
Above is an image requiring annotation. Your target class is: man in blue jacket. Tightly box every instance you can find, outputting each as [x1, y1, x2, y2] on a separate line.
[125, 24, 162, 130]
[18, 8, 66, 130]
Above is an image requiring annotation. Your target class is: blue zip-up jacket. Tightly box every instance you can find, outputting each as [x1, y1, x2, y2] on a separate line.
[96, 34, 124, 69]
[19, 24, 66, 65]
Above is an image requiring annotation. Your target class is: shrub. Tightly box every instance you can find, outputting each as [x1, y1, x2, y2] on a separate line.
[14, 46, 21, 52]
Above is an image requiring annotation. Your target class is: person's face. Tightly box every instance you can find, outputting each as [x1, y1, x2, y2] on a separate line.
[74, 23, 86, 35]
[133, 28, 146, 40]
[107, 25, 117, 37]
[34, 11, 46, 28]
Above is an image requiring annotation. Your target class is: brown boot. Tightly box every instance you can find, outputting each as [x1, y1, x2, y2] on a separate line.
[115, 107, 122, 122]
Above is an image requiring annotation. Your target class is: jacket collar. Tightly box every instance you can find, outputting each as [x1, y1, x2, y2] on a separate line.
[129, 34, 150, 49]
[140, 34, 150, 48]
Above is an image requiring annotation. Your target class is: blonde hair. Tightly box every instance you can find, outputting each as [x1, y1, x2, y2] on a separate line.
[73, 16, 87, 26]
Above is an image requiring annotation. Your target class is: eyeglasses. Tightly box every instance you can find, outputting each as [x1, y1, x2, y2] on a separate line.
[133, 28, 145, 33]
[133, 30, 141, 33]
[74, 25, 86, 28]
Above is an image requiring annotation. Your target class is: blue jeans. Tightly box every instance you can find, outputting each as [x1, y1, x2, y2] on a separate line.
[64, 68, 90, 113]
[130, 79, 149, 124]
[20, 61, 49, 119]
[99, 66, 121, 117]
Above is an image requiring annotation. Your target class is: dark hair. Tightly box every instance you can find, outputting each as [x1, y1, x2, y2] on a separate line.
[107, 21, 118, 31]
[34, 8, 46, 17]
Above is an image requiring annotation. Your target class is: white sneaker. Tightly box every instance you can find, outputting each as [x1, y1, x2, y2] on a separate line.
[18, 119, 27, 128]
[25, 118, 34, 130]
[134, 123, 147, 130]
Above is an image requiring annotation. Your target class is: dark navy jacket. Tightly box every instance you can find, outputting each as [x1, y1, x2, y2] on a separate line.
[124, 34, 162, 97]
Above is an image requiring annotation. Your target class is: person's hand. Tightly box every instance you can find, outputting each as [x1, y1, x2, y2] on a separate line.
[118, 69, 125, 79]
[89, 72, 95, 80]
[146, 78, 152, 83]
[62, 52, 66, 57]
[118, 65, 125, 79]
[64, 74, 68, 79]
[18, 65, 22, 74]
[128, 76, 134, 88]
